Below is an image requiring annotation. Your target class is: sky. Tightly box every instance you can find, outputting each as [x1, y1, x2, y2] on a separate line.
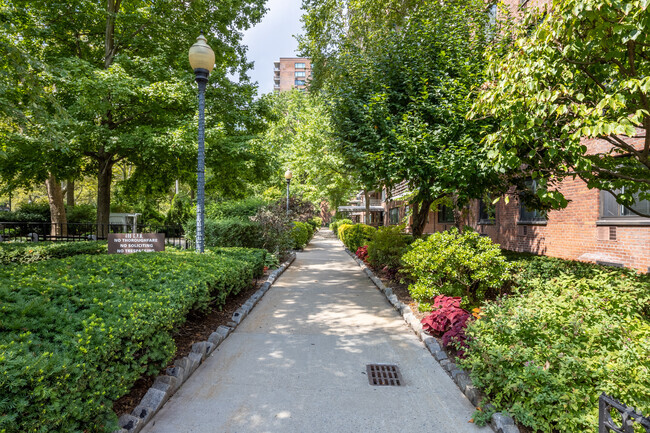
[241, 0, 306, 95]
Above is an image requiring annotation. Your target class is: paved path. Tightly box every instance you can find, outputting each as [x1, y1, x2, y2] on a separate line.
[142, 231, 486, 433]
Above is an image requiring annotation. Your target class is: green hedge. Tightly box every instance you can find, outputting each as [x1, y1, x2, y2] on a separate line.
[184, 218, 263, 249]
[330, 219, 353, 238]
[367, 225, 412, 270]
[460, 271, 650, 433]
[0, 241, 107, 265]
[338, 223, 376, 252]
[207, 247, 266, 278]
[307, 217, 322, 230]
[0, 249, 263, 432]
[290, 221, 311, 249]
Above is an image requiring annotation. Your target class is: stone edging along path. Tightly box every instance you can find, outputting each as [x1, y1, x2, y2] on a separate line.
[113, 252, 297, 433]
[340, 243, 520, 433]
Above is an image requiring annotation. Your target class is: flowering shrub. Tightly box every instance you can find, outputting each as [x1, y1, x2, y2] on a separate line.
[460, 271, 650, 433]
[421, 295, 472, 357]
[355, 245, 369, 262]
[0, 248, 265, 432]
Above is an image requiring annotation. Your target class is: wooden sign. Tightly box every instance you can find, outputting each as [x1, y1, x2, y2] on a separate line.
[107, 233, 165, 254]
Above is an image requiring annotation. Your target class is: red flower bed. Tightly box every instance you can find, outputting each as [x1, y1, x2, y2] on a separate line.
[421, 295, 472, 357]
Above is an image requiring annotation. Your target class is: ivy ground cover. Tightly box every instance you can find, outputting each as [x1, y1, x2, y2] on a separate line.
[0, 248, 264, 432]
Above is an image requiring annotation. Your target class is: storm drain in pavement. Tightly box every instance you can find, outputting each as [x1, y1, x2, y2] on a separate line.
[366, 364, 402, 386]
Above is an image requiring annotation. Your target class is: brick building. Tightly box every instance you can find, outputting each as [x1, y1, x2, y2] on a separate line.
[273, 58, 312, 92]
[338, 0, 650, 272]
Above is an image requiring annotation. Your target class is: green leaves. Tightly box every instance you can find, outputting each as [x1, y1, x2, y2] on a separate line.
[0, 247, 264, 432]
[460, 261, 650, 432]
[473, 0, 650, 215]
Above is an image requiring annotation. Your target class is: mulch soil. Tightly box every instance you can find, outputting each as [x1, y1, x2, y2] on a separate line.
[112, 269, 271, 418]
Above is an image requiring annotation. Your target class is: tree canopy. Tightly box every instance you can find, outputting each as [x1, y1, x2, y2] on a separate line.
[300, 0, 507, 234]
[0, 0, 268, 230]
[471, 0, 650, 217]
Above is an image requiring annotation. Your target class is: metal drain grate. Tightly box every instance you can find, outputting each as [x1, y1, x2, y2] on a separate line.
[366, 364, 402, 386]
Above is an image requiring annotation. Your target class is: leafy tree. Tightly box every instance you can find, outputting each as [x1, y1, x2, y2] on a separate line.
[0, 0, 267, 235]
[262, 90, 357, 211]
[471, 0, 650, 217]
[300, 0, 506, 235]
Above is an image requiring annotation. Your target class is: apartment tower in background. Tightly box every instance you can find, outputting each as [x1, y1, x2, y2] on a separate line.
[273, 58, 312, 92]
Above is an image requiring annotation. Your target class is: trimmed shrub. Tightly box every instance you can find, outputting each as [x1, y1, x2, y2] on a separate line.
[366, 225, 412, 270]
[66, 204, 97, 224]
[338, 223, 376, 252]
[0, 241, 107, 265]
[307, 216, 322, 231]
[0, 248, 263, 432]
[460, 272, 650, 433]
[401, 228, 511, 308]
[290, 221, 311, 249]
[206, 197, 267, 220]
[184, 218, 263, 249]
[330, 218, 353, 238]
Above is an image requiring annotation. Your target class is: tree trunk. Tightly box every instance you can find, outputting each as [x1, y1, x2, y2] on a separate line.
[410, 199, 432, 237]
[66, 179, 75, 207]
[97, 156, 114, 238]
[45, 173, 68, 237]
[364, 190, 370, 225]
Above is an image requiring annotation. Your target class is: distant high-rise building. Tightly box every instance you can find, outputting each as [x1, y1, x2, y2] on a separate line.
[273, 58, 312, 92]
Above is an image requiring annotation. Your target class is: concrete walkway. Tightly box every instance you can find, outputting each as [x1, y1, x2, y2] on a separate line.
[141, 231, 486, 433]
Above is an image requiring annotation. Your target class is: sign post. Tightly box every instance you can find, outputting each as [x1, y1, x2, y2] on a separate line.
[107, 233, 165, 254]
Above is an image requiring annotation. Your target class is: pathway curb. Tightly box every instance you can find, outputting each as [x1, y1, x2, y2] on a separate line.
[113, 251, 297, 433]
[339, 237, 518, 433]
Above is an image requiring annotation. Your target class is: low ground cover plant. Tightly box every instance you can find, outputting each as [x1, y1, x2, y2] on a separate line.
[460, 271, 650, 433]
[0, 248, 264, 432]
[401, 228, 511, 309]
[421, 295, 472, 357]
[338, 223, 376, 252]
[0, 241, 107, 265]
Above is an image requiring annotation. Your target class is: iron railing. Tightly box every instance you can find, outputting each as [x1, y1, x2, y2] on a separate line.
[599, 393, 650, 433]
[0, 222, 192, 249]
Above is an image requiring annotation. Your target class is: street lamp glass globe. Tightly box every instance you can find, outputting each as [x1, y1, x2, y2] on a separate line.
[284, 170, 293, 180]
[188, 34, 215, 73]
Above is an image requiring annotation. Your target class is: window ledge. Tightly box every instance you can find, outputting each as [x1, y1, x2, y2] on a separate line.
[477, 221, 496, 226]
[517, 221, 547, 226]
[596, 219, 650, 227]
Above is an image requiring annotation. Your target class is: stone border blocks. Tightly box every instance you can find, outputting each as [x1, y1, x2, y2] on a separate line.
[115, 252, 297, 433]
[341, 243, 519, 433]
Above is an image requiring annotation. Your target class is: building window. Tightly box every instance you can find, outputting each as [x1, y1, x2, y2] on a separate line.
[478, 199, 496, 224]
[599, 189, 650, 220]
[295, 62, 306, 69]
[438, 205, 455, 224]
[294, 79, 305, 86]
[295, 71, 306, 77]
[389, 208, 400, 225]
[519, 180, 547, 224]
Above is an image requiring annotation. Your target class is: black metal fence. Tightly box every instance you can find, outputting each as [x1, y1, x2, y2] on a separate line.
[599, 393, 650, 433]
[0, 222, 192, 249]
